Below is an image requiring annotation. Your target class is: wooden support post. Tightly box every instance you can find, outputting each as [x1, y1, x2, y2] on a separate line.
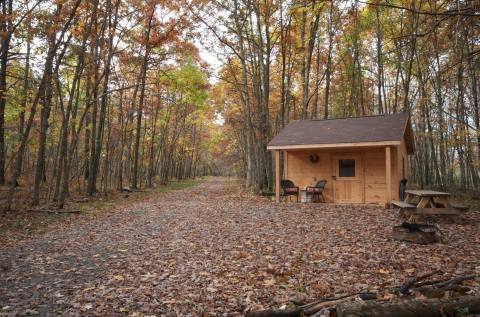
[275, 150, 280, 203]
[386, 146, 392, 207]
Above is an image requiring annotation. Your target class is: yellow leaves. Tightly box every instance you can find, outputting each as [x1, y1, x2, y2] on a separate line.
[412, 291, 428, 300]
[266, 263, 277, 275]
[238, 251, 253, 260]
[337, 228, 348, 236]
[113, 274, 125, 281]
[161, 299, 177, 304]
[140, 272, 157, 281]
[380, 292, 396, 300]
[263, 278, 276, 287]
[378, 268, 389, 274]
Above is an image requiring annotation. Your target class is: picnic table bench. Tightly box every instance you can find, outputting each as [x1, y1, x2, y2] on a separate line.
[392, 189, 469, 222]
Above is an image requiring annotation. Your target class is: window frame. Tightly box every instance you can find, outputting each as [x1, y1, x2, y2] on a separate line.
[337, 158, 357, 178]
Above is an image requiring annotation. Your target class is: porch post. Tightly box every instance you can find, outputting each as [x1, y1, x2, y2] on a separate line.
[275, 150, 280, 203]
[386, 146, 392, 207]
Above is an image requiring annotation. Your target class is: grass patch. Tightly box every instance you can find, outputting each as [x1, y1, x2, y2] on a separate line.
[155, 178, 202, 193]
[0, 178, 203, 246]
[222, 177, 242, 190]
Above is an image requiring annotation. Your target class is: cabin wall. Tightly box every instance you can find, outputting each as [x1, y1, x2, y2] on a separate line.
[364, 147, 399, 203]
[285, 146, 402, 204]
[285, 149, 334, 202]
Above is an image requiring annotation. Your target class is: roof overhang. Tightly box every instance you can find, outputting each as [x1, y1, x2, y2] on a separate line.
[267, 140, 401, 151]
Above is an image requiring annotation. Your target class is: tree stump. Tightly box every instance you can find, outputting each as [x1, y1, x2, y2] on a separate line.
[392, 222, 439, 244]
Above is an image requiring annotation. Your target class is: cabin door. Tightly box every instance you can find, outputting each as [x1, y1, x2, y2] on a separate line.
[333, 155, 364, 203]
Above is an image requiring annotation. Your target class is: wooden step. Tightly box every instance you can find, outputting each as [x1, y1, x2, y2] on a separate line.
[391, 200, 416, 209]
[449, 203, 469, 212]
[414, 208, 458, 215]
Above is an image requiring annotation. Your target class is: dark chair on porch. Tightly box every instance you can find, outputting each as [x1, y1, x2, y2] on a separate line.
[306, 180, 327, 203]
[281, 179, 299, 202]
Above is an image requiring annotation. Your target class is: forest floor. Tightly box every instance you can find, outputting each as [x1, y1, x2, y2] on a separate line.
[0, 177, 479, 316]
[0, 179, 202, 246]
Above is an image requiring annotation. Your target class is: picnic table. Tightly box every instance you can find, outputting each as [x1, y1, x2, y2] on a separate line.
[392, 189, 468, 222]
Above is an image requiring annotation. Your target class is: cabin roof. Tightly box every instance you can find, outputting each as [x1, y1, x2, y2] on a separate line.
[267, 113, 414, 154]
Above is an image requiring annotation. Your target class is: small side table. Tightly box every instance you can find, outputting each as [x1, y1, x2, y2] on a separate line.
[300, 189, 313, 203]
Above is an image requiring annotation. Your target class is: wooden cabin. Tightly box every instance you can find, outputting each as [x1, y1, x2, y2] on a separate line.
[267, 113, 415, 205]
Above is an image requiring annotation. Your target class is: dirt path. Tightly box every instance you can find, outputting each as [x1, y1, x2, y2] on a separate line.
[1, 178, 479, 316]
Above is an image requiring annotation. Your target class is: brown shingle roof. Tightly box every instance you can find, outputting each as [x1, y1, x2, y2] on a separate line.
[268, 113, 414, 153]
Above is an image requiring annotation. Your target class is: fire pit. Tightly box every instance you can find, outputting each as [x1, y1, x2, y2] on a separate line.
[392, 222, 440, 244]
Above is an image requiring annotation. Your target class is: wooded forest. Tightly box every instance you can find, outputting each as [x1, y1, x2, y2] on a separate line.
[0, 0, 216, 210]
[204, 0, 480, 194]
[0, 0, 479, 210]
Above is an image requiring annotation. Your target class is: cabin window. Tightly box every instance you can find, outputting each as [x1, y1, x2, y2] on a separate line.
[339, 159, 355, 177]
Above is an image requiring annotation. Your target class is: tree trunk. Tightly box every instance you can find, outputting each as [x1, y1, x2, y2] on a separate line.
[0, 0, 12, 185]
[132, 4, 154, 189]
[31, 0, 81, 205]
[19, 32, 31, 141]
[300, 0, 320, 120]
[32, 33, 60, 205]
[88, 0, 118, 195]
[375, 4, 384, 114]
[233, 0, 254, 188]
[324, 0, 334, 119]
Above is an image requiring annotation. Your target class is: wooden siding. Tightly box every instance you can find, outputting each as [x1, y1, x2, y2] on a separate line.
[284, 145, 407, 204]
[285, 149, 334, 202]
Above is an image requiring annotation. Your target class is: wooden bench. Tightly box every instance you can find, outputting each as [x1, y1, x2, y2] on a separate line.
[391, 200, 415, 209]
[395, 202, 469, 223]
[391, 201, 416, 218]
[394, 190, 469, 223]
[449, 203, 469, 212]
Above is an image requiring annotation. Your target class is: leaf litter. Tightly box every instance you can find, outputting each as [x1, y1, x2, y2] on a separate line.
[0, 178, 479, 316]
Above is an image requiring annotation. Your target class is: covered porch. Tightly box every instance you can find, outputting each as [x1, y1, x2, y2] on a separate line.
[267, 114, 415, 206]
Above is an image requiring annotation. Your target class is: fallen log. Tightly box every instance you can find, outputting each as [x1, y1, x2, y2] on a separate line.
[416, 285, 470, 299]
[246, 274, 477, 317]
[336, 295, 480, 317]
[412, 274, 476, 295]
[244, 307, 303, 317]
[397, 270, 441, 294]
[303, 293, 377, 315]
[245, 293, 377, 317]
[413, 277, 452, 288]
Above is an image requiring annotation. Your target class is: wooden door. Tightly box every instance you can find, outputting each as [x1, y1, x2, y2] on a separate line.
[333, 155, 364, 203]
